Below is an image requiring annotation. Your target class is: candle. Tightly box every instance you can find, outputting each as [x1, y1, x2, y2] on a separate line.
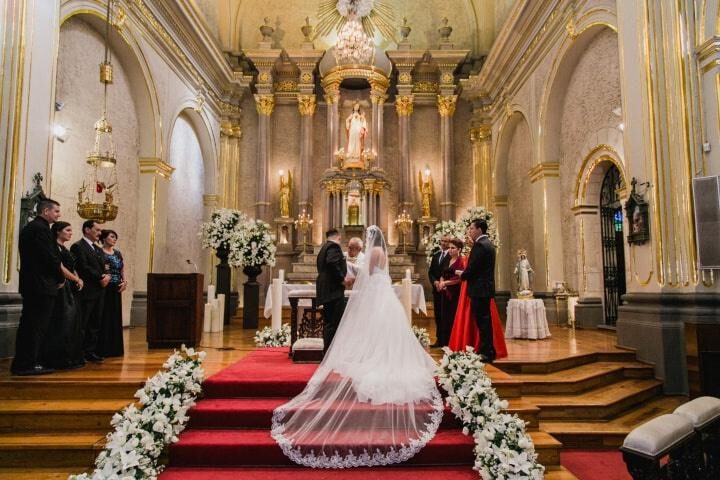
[215, 294, 226, 332]
[402, 277, 412, 323]
[207, 284, 216, 301]
[279, 269, 285, 283]
[209, 299, 220, 332]
[271, 279, 282, 331]
[405, 268, 412, 280]
[203, 303, 212, 333]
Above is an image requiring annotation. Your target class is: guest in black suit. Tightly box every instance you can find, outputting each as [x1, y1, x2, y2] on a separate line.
[460, 219, 496, 362]
[316, 228, 347, 355]
[11, 199, 65, 375]
[45, 221, 85, 370]
[71, 220, 110, 363]
[428, 234, 451, 347]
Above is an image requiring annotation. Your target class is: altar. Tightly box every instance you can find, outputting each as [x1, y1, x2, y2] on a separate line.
[263, 283, 427, 317]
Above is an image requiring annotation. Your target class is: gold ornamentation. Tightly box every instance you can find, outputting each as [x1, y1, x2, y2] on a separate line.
[395, 95, 414, 116]
[139, 158, 175, 178]
[413, 81, 438, 93]
[566, 17, 578, 40]
[275, 80, 297, 92]
[258, 72, 270, 83]
[470, 125, 491, 143]
[399, 72, 412, 83]
[437, 95, 457, 117]
[300, 72, 313, 83]
[279, 171, 292, 218]
[418, 169, 434, 218]
[297, 94, 317, 116]
[254, 94, 275, 116]
[440, 72, 454, 84]
[114, 5, 127, 31]
[220, 120, 241, 138]
[324, 91, 339, 104]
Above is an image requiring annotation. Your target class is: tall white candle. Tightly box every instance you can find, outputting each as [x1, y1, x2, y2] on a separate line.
[207, 284, 216, 301]
[215, 294, 226, 333]
[203, 303, 212, 333]
[402, 277, 412, 323]
[271, 279, 282, 331]
[209, 299, 220, 332]
[405, 268, 412, 280]
[279, 269, 285, 283]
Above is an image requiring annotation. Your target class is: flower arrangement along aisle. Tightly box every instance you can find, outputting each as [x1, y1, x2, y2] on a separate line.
[199, 209, 276, 269]
[69, 346, 206, 480]
[412, 325, 431, 348]
[437, 347, 544, 480]
[255, 323, 291, 347]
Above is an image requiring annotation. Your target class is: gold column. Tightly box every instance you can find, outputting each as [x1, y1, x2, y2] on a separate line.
[219, 117, 242, 209]
[470, 125, 493, 209]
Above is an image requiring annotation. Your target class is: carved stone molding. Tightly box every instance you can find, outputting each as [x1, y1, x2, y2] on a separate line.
[220, 120, 242, 138]
[254, 94, 276, 116]
[437, 95, 458, 117]
[470, 125, 492, 143]
[297, 94, 317, 116]
[395, 95, 414, 116]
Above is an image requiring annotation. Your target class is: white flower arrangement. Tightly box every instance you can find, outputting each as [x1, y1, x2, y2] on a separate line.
[425, 219, 467, 262]
[200, 209, 277, 269]
[412, 325, 431, 347]
[458, 206, 499, 248]
[337, 0, 374, 18]
[254, 323, 291, 347]
[68, 346, 205, 480]
[228, 219, 277, 268]
[437, 347, 544, 480]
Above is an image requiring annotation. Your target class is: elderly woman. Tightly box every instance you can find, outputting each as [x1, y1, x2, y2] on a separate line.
[98, 229, 127, 357]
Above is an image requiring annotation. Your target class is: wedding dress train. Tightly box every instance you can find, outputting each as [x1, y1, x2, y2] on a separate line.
[271, 226, 443, 468]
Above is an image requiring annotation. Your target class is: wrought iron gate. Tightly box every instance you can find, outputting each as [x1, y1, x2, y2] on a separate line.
[599, 166, 626, 326]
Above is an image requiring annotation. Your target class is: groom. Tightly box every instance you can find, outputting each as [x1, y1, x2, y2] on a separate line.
[460, 219, 496, 362]
[316, 228, 348, 355]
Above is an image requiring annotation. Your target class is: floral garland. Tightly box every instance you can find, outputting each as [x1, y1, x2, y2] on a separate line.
[254, 323, 291, 347]
[412, 325, 431, 347]
[437, 347, 544, 480]
[69, 346, 205, 480]
[200, 210, 277, 269]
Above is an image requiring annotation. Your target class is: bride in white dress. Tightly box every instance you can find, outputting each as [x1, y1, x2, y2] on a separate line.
[271, 226, 443, 468]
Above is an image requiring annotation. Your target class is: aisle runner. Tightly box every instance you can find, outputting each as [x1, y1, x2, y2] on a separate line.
[160, 348, 479, 479]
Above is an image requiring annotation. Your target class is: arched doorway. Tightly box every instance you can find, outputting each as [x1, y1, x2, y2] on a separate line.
[599, 165, 626, 326]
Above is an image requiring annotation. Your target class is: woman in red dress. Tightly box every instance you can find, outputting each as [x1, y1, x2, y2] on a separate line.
[447, 246, 508, 359]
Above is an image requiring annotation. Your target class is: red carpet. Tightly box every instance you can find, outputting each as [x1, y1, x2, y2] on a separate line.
[561, 450, 631, 480]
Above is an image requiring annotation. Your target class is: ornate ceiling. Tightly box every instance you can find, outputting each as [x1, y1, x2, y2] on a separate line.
[190, 0, 516, 56]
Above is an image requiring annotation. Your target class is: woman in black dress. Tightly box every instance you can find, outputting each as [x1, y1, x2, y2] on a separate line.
[437, 238, 464, 347]
[98, 229, 126, 357]
[45, 221, 85, 369]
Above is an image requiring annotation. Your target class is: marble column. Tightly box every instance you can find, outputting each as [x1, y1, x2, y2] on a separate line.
[396, 95, 414, 210]
[528, 162, 563, 293]
[370, 89, 387, 169]
[325, 89, 339, 167]
[470, 125, 493, 209]
[438, 95, 458, 220]
[493, 195, 510, 292]
[219, 117, 242, 209]
[254, 94, 275, 222]
[297, 94, 316, 213]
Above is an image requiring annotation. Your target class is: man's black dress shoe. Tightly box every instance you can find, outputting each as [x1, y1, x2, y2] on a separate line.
[11, 365, 55, 376]
[85, 353, 104, 363]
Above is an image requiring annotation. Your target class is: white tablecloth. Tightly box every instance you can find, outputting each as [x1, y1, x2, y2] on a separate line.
[505, 298, 551, 339]
[264, 283, 426, 318]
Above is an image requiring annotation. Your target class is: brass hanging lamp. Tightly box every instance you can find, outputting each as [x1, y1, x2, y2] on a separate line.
[77, 0, 119, 223]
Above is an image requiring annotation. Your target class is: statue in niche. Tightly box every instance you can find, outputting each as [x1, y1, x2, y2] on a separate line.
[347, 196, 360, 225]
[514, 249, 534, 298]
[345, 102, 367, 167]
[418, 170, 433, 218]
[279, 171, 292, 218]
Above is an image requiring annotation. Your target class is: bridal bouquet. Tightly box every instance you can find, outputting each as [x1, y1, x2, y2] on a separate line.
[437, 347, 544, 480]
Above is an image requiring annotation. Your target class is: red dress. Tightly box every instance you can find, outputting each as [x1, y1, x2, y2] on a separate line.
[447, 256, 508, 359]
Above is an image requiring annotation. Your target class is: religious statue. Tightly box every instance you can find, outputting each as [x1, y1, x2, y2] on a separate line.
[514, 249, 534, 298]
[418, 169, 433, 218]
[345, 102, 367, 165]
[279, 171, 292, 218]
[347, 197, 360, 225]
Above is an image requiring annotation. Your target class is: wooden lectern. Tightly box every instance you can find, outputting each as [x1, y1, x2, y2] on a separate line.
[147, 273, 204, 348]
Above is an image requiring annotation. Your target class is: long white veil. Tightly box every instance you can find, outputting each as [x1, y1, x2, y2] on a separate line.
[271, 226, 443, 468]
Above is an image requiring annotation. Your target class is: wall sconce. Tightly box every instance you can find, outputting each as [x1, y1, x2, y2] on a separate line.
[52, 124, 69, 143]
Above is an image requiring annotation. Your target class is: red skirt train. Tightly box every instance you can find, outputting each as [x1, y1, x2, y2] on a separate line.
[447, 279, 508, 359]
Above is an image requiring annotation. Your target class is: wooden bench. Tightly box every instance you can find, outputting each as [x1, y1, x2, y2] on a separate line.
[674, 396, 720, 479]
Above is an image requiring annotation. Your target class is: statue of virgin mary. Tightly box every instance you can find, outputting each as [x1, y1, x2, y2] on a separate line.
[345, 102, 367, 161]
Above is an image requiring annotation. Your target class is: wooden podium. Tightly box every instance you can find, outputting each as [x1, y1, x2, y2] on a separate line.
[147, 273, 204, 348]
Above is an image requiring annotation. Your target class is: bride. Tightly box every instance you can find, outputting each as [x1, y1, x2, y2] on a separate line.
[271, 226, 443, 468]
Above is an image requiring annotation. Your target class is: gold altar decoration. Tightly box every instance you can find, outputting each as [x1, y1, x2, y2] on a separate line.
[294, 209, 314, 253]
[297, 94, 317, 116]
[395, 95, 414, 116]
[278, 170, 292, 218]
[394, 209, 413, 253]
[418, 167, 434, 218]
[437, 94, 458, 117]
[77, 0, 120, 223]
[254, 94, 276, 116]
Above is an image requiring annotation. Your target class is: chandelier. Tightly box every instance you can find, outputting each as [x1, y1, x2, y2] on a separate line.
[77, 0, 119, 223]
[334, 15, 373, 64]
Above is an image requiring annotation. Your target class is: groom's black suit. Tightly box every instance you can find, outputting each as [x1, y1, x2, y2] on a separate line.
[460, 235, 496, 360]
[316, 240, 347, 354]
